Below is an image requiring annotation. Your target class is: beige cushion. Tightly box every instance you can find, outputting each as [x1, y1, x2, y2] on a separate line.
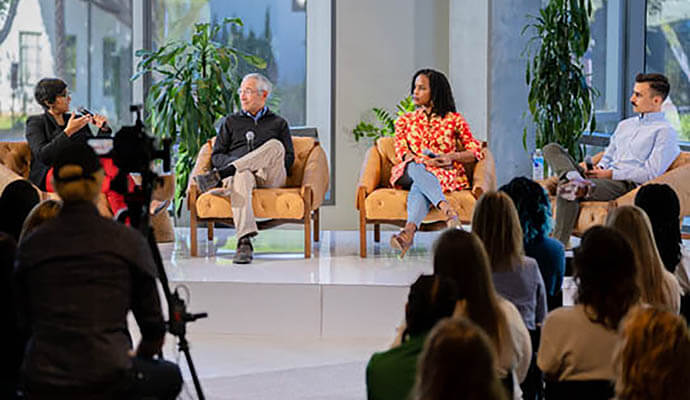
[365, 188, 477, 222]
[196, 188, 305, 219]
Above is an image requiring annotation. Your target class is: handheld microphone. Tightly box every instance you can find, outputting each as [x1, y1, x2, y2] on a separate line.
[78, 106, 110, 131]
[246, 130, 255, 152]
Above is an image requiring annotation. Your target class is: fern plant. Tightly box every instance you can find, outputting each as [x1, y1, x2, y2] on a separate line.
[353, 96, 416, 142]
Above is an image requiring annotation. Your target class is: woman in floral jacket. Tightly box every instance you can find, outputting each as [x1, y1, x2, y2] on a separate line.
[390, 69, 484, 257]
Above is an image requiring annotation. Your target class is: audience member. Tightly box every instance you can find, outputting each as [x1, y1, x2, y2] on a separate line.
[472, 191, 547, 331]
[634, 183, 690, 319]
[19, 199, 62, 242]
[606, 205, 681, 313]
[412, 317, 509, 400]
[500, 176, 565, 308]
[387, 68, 484, 257]
[0, 232, 20, 399]
[614, 305, 690, 400]
[433, 229, 531, 398]
[538, 226, 640, 382]
[366, 275, 457, 400]
[14, 142, 182, 399]
[0, 180, 40, 241]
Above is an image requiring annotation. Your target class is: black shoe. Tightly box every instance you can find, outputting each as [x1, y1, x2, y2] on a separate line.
[233, 236, 254, 264]
[194, 170, 221, 193]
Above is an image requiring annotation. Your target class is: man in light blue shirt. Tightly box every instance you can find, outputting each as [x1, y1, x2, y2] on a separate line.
[544, 73, 679, 246]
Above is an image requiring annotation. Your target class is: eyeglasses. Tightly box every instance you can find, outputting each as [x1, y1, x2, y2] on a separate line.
[58, 90, 70, 98]
[237, 88, 260, 96]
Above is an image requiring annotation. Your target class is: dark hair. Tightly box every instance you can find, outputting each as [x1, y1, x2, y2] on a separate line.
[499, 177, 553, 246]
[34, 78, 67, 109]
[573, 226, 640, 330]
[635, 73, 670, 100]
[411, 69, 457, 118]
[634, 184, 681, 273]
[433, 229, 506, 353]
[0, 180, 40, 241]
[413, 317, 508, 400]
[404, 275, 458, 338]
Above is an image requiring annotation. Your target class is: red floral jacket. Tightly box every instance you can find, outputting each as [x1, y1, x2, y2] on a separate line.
[390, 108, 484, 192]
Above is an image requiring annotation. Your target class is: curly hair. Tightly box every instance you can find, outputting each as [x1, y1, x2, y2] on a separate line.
[499, 177, 553, 246]
[472, 191, 524, 272]
[614, 305, 690, 400]
[433, 229, 508, 355]
[634, 184, 681, 273]
[411, 69, 457, 118]
[606, 206, 673, 310]
[573, 226, 640, 330]
[413, 317, 508, 400]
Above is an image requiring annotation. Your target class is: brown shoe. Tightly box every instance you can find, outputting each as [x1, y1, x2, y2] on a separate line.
[233, 236, 254, 264]
[390, 226, 415, 258]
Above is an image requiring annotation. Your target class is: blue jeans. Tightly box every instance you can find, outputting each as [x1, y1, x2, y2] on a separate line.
[405, 162, 446, 227]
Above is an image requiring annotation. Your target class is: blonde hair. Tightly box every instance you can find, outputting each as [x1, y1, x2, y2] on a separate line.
[614, 305, 690, 400]
[606, 206, 671, 310]
[19, 199, 63, 242]
[413, 317, 508, 400]
[472, 191, 524, 272]
[53, 166, 104, 204]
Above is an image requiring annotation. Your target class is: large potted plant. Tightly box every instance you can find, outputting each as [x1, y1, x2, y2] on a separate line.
[132, 18, 265, 214]
[523, 0, 597, 162]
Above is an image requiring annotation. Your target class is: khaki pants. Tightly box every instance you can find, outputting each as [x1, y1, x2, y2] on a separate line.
[219, 139, 286, 239]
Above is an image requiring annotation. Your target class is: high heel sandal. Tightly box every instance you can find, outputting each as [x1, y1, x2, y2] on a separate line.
[390, 228, 415, 258]
[443, 207, 461, 229]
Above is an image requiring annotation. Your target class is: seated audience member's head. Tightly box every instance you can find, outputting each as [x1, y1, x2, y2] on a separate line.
[606, 205, 674, 310]
[472, 191, 523, 271]
[634, 184, 681, 273]
[433, 229, 506, 354]
[403, 274, 458, 340]
[0, 179, 40, 241]
[413, 317, 508, 400]
[499, 176, 553, 246]
[19, 199, 63, 242]
[52, 142, 104, 204]
[614, 305, 690, 400]
[573, 226, 640, 329]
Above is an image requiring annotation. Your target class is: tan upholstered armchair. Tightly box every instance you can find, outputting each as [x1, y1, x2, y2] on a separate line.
[356, 136, 496, 257]
[187, 128, 329, 258]
[0, 140, 176, 242]
[539, 151, 690, 236]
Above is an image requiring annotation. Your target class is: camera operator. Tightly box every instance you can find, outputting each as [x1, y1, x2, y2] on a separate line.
[14, 142, 182, 399]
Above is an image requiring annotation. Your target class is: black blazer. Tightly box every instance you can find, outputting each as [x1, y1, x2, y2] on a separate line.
[25, 112, 93, 190]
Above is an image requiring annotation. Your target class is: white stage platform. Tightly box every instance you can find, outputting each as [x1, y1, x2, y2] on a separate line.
[159, 228, 435, 339]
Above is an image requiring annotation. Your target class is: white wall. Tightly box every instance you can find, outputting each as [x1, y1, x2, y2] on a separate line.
[321, 0, 449, 230]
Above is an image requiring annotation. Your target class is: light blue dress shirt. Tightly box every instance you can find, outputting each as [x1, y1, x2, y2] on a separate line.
[241, 106, 268, 123]
[598, 112, 679, 184]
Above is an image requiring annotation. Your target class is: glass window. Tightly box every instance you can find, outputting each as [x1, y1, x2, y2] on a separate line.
[0, 0, 133, 141]
[150, 0, 307, 126]
[646, 1, 690, 142]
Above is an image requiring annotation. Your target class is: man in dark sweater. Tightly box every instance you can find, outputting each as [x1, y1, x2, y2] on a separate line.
[194, 73, 294, 264]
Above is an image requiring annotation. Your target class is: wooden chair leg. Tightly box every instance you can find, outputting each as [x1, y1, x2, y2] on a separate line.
[313, 208, 320, 242]
[303, 188, 312, 258]
[374, 224, 381, 243]
[358, 189, 367, 258]
[208, 221, 214, 241]
[190, 214, 198, 257]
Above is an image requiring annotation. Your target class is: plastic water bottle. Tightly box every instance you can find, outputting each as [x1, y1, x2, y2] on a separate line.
[532, 149, 544, 181]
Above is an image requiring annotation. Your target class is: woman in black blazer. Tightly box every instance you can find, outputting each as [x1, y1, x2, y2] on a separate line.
[25, 78, 133, 214]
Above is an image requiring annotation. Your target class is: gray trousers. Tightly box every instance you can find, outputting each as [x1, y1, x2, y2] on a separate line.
[543, 143, 636, 245]
[219, 139, 287, 239]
